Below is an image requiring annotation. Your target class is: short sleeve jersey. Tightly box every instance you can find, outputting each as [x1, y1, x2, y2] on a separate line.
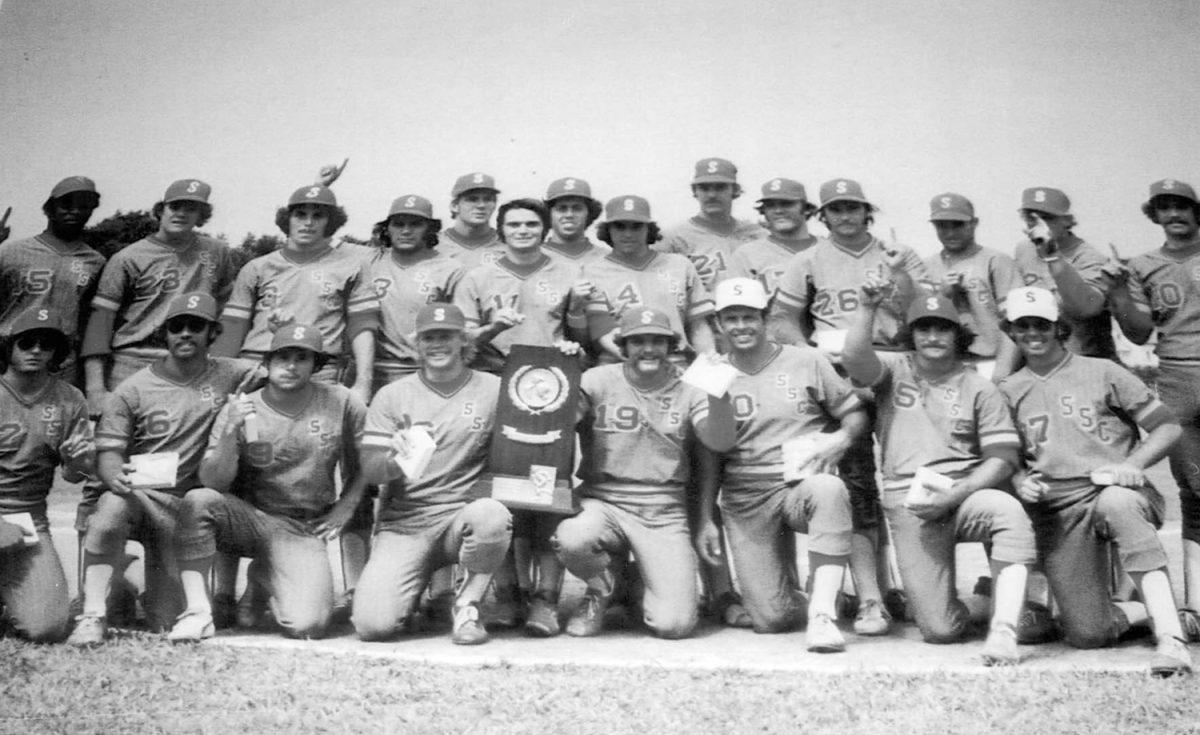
[94, 357, 259, 496]
[655, 216, 763, 289]
[577, 364, 708, 507]
[205, 383, 366, 519]
[776, 237, 928, 347]
[999, 353, 1175, 486]
[723, 344, 861, 487]
[0, 233, 105, 346]
[369, 249, 465, 372]
[1013, 238, 1115, 358]
[363, 370, 498, 520]
[581, 252, 714, 354]
[543, 236, 611, 267]
[91, 233, 235, 350]
[1124, 242, 1200, 361]
[720, 234, 818, 297]
[438, 227, 504, 270]
[221, 243, 380, 355]
[871, 352, 1020, 488]
[0, 376, 90, 514]
[923, 244, 1023, 358]
[453, 254, 581, 373]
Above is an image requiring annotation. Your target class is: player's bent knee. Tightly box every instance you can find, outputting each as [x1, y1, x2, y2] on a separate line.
[1063, 627, 1112, 650]
[461, 498, 512, 541]
[647, 611, 697, 640]
[806, 473, 849, 505]
[280, 611, 331, 640]
[11, 612, 70, 643]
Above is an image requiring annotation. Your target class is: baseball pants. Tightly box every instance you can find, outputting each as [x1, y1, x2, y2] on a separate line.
[1156, 359, 1200, 544]
[1, 517, 70, 642]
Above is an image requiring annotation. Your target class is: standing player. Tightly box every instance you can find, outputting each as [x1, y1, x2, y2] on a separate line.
[82, 179, 235, 416]
[168, 324, 368, 641]
[656, 158, 762, 289]
[999, 286, 1191, 675]
[553, 307, 736, 639]
[68, 292, 259, 644]
[697, 279, 864, 651]
[1012, 187, 1116, 359]
[1107, 179, 1200, 640]
[439, 172, 503, 269]
[542, 177, 609, 265]
[843, 290, 1036, 664]
[0, 309, 94, 642]
[352, 304, 512, 645]
[0, 176, 105, 386]
[720, 178, 819, 297]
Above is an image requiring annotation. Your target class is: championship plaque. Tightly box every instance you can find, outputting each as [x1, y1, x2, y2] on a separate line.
[487, 345, 580, 514]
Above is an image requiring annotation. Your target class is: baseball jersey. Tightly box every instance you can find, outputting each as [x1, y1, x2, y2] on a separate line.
[999, 353, 1175, 490]
[776, 237, 928, 348]
[1013, 238, 1115, 358]
[871, 352, 1021, 489]
[581, 252, 714, 355]
[656, 216, 763, 288]
[94, 357, 259, 496]
[1124, 242, 1200, 361]
[453, 254, 581, 374]
[922, 244, 1023, 358]
[221, 243, 380, 356]
[90, 233, 235, 351]
[369, 249, 465, 375]
[543, 236, 611, 267]
[0, 233, 105, 347]
[0, 376, 90, 515]
[723, 344, 861, 487]
[720, 233, 818, 297]
[577, 363, 708, 508]
[205, 383, 366, 519]
[363, 369, 499, 520]
[438, 227, 503, 270]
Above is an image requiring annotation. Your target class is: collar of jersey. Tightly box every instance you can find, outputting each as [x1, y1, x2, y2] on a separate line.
[281, 242, 333, 264]
[259, 385, 316, 418]
[828, 236, 881, 259]
[497, 253, 551, 278]
[389, 248, 439, 268]
[729, 342, 782, 376]
[444, 227, 497, 248]
[150, 358, 215, 386]
[604, 250, 658, 271]
[544, 237, 596, 259]
[0, 374, 57, 407]
[767, 233, 817, 254]
[419, 369, 473, 397]
[689, 215, 738, 236]
[939, 243, 983, 263]
[1026, 351, 1074, 381]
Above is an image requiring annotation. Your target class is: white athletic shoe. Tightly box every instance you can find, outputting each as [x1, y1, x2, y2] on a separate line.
[806, 613, 846, 653]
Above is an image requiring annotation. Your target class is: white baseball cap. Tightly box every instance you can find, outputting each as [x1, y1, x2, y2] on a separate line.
[715, 278, 769, 311]
[1006, 287, 1059, 322]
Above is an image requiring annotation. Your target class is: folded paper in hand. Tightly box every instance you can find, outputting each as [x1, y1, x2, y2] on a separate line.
[681, 357, 738, 398]
[815, 329, 848, 358]
[905, 466, 955, 507]
[393, 427, 435, 481]
[127, 452, 180, 490]
[1, 512, 38, 546]
[782, 434, 837, 483]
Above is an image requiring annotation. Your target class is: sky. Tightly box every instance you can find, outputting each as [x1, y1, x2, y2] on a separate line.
[1, 0, 1198, 257]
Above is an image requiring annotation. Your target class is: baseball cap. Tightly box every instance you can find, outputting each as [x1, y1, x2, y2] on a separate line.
[819, 179, 873, 209]
[451, 172, 499, 198]
[1005, 287, 1059, 322]
[928, 193, 975, 222]
[288, 185, 338, 208]
[545, 177, 596, 203]
[693, 158, 738, 185]
[268, 322, 325, 355]
[1020, 187, 1071, 217]
[616, 307, 676, 341]
[907, 294, 961, 326]
[162, 179, 212, 204]
[604, 195, 653, 224]
[1146, 179, 1198, 205]
[385, 194, 435, 220]
[757, 178, 808, 204]
[48, 176, 99, 201]
[164, 292, 219, 323]
[715, 278, 769, 311]
[9, 307, 66, 339]
[414, 303, 467, 334]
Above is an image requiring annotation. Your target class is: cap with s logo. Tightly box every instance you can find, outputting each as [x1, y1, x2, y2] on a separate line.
[714, 277, 769, 311]
[9, 306, 66, 340]
[1019, 187, 1071, 217]
[415, 303, 467, 334]
[928, 192, 975, 222]
[288, 185, 338, 208]
[1005, 287, 1059, 322]
[603, 195, 653, 224]
[818, 178, 872, 209]
[756, 178, 808, 204]
[162, 179, 212, 204]
[385, 194, 435, 220]
[906, 293, 961, 326]
[692, 157, 738, 185]
[545, 177, 597, 203]
[164, 291, 219, 323]
[268, 322, 326, 355]
[615, 307, 676, 342]
[1146, 179, 1198, 206]
[451, 172, 499, 198]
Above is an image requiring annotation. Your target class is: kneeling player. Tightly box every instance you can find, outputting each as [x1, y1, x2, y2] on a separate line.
[352, 304, 512, 645]
[999, 286, 1191, 676]
[168, 324, 368, 641]
[553, 308, 736, 639]
[844, 290, 1035, 665]
[698, 279, 863, 652]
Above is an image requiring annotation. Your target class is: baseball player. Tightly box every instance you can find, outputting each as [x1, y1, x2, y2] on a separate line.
[0, 176, 105, 387]
[770, 178, 927, 635]
[1106, 178, 1200, 641]
[698, 278, 864, 652]
[81, 179, 235, 417]
[720, 178, 819, 297]
[553, 307, 736, 639]
[0, 309, 94, 642]
[655, 158, 763, 289]
[438, 172, 503, 269]
[999, 286, 1191, 676]
[167, 323, 368, 641]
[843, 290, 1035, 665]
[1011, 187, 1116, 359]
[920, 193, 1022, 382]
[369, 194, 464, 388]
[68, 292, 260, 644]
[542, 177, 609, 265]
[352, 303, 512, 645]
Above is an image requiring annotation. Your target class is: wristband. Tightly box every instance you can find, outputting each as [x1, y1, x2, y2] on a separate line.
[1040, 255, 1061, 263]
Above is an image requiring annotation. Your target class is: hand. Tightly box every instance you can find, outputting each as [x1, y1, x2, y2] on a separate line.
[806, 432, 851, 476]
[905, 481, 959, 521]
[315, 158, 348, 187]
[694, 518, 724, 566]
[554, 340, 582, 356]
[878, 240, 907, 270]
[1098, 259, 1131, 290]
[267, 308, 296, 333]
[940, 272, 967, 296]
[1091, 463, 1145, 488]
[1015, 474, 1047, 504]
[861, 271, 895, 306]
[311, 500, 355, 541]
[349, 382, 371, 407]
[1024, 214, 1054, 254]
[388, 431, 415, 461]
[569, 279, 596, 303]
[86, 388, 109, 419]
[101, 462, 137, 496]
[60, 432, 97, 478]
[489, 305, 524, 333]
[0, 519, 26, 551]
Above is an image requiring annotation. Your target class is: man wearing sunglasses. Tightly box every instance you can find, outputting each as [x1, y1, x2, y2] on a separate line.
[69, 292, 259, 645]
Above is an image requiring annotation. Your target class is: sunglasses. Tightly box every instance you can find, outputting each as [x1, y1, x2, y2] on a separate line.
[14, 333, 59, 351]
[165, 317, 211, 334]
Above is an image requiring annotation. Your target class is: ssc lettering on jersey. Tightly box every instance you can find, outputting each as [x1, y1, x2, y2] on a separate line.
[0, 379, 90, 514]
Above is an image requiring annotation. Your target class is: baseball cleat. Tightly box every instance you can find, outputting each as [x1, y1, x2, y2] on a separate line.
[1178, 608, 1200, 643]
[485, 587, 524, 630]
[451, 603, 489, 646]
[167, 611, 215, 643]
[565, 591, 609, 638]
[524, 591, 561, 638]
[1150, 635, 1193, 677]
[883, 587, 909, 623]
[66, 615, 107, 647]
[711, 592, 753, 629]
[805, 613, 846, 653]
[212, 593, 237, 630]
[853, 599, 891, 636]
[1016, 601, 1059, 644]
[981, 622, 1020, 666]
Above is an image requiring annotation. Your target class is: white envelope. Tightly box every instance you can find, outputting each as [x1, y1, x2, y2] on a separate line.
[814, 329, 848, 358]
[393, 427, 436, 481]
[127, 452, 180, 490]
[1, 512, 38, 546]
[905, 466, 955, 507]
[682, 356, 738, 398]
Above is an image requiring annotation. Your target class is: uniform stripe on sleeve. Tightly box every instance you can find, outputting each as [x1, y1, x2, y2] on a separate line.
[687, 299, 714, 320]
[1136, 402, 1174, 432]
[91, 295, 120, 312]
[773, 288, 805, 310]
[826, 392, 862, 420]
[222, 304, 253, 321]
[346, 297, 380, 315]
[363, 431, 393, 449]
[979, 429, 1021, 450]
